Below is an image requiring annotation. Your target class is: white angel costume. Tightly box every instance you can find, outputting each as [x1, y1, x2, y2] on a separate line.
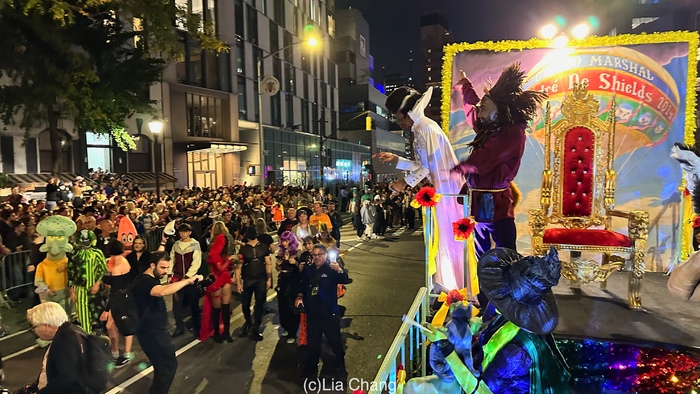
[395, 87, 467, 290]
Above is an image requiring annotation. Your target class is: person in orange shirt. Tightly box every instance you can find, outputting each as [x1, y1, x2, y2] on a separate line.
[309, 202, 332, 233]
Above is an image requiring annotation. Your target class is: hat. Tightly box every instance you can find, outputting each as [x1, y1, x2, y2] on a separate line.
[477, 247, 561, 335]
[163, 220, 177, 236]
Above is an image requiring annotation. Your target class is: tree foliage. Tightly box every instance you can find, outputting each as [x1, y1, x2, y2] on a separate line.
[0, 0, 226, 174]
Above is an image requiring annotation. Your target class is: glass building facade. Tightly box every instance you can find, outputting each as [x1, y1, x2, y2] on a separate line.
[264, 127, 370, 189]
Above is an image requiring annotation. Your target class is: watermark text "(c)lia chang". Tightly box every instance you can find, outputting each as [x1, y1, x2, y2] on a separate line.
[302, 377, 397, 393]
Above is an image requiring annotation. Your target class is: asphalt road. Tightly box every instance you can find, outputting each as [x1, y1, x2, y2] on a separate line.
[1, 224, 426, 394]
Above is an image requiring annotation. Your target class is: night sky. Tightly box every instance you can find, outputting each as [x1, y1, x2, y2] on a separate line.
[336, 0, 606, 88]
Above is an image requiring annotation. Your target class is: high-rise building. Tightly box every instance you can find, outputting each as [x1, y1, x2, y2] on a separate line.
[420, 12, 452, 125]
[0, 0, 371, 189]
[334, 7, 407, 183]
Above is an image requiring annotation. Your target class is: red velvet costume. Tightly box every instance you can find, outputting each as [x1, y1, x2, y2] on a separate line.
[199, 234, 233, 341]
[453, 64, 547, 256]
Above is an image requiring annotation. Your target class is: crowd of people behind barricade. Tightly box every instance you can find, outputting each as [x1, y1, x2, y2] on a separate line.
[0, 170, 422, 393]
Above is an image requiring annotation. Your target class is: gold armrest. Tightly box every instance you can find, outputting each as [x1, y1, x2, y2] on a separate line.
[608, 209, 632, 219]
[607, 209, 649, 241]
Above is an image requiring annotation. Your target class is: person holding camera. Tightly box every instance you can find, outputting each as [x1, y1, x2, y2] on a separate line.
[234, 227, 272, 341]
[132, 252, 203, 394]
[295, 244, 350, 379]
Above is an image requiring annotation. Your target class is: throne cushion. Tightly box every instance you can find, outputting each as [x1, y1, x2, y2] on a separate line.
[543, 228, 632, 247]
[562, 127, 594, 217]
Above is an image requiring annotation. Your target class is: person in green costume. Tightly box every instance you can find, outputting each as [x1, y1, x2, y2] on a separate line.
[68, 229, 107, 334]
[35, 216, 76, 314]
[408, 247, 570, 394]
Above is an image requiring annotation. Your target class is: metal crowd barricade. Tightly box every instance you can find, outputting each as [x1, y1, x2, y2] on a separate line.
[145, 226, 164, 252]
[370, 287, 428, 394]
[0, 250, 33, 308]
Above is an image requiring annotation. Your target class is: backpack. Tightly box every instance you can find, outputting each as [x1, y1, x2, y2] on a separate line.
[73, 326, 112, 393]
[109, 284, 140, 336]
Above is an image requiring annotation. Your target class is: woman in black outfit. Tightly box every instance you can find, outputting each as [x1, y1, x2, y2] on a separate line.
[275, 231, 300, 344]
[234, 227, 272, 341]
[102, 240, 134, 368]
[126, 236, 151, 279]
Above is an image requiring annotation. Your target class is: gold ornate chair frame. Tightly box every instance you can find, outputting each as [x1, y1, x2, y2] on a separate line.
[529, 82, 649, 311]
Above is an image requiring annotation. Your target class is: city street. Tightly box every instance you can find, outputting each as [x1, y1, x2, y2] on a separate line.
[0, 224, 426, 394]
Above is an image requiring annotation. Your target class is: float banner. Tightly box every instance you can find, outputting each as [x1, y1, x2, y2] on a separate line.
[442, 32, 698, 271]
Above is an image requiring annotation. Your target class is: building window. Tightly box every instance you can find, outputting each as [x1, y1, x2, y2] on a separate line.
[272, 58, 282, 126]
[269, 22, 279, 53]
[303, 72, 309, 99]
[320, 107, 326, 136]
[128, 136, 152, 172]
[293, 6, 299, 35]
[86, 131, 112, 172]
[427, 67, 431, 72]
[247, 4, 258, 45]
[38, 130, 72, 173]
[283, 30, 293, 62]
[301, 100, 310, 132]
[327, 14, 335, 37]
[238, 76, 247, 118]
[236, 41, 244, 74]
[1, 136, 14, 174]
[254, 81, 260, 122]
[258, 0, 266, 14]
[285, 93, 294, 128]
[274, 0, 285, 26]
[176, 34, 230, 91]
[186, 93, 225, 138]
[235, 0, 244, 39]
[312, 103, 319, 134]
[285, 63, 295, 95]
[328, 59, 336, 87]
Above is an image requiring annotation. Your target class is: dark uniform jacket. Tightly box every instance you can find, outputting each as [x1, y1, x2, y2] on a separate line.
[298, 262, 349, 318]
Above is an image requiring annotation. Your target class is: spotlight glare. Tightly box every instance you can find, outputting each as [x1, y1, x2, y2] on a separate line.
[540, 24, 558, 40]
[587, 15, 600, 29]
[552, 34, 569, 48]
[572, 23, 590, 40]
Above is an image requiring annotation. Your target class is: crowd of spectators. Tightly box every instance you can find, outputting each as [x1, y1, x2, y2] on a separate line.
[0, 170, 424, 392]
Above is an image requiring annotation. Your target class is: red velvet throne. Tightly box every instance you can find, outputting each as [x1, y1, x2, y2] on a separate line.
[529, 82, 649, 311]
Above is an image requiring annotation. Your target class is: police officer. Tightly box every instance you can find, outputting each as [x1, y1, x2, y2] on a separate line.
[295, 244, 349, 379]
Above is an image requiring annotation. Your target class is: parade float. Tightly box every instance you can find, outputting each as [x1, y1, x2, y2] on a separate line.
[372, 31, 700, 394]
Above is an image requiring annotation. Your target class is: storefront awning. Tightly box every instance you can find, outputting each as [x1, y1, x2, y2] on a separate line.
[183, 142, 248, 154]
[6, 172, 81, 186]
[123, 172, 177, 184]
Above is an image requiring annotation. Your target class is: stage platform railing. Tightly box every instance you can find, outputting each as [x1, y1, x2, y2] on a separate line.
[369, 286, 428, 394]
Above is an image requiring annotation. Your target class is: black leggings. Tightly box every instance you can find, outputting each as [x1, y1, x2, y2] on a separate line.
[241, 278, 267, 327]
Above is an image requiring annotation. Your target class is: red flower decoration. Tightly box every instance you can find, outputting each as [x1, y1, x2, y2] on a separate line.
[452, 218, 476, 240]
[415, 187, 439, 207]
[445, 289, 465, 306]
[693, 216, 700, 229]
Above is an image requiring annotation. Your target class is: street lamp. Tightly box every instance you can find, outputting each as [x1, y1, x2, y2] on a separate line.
[149, 116, 164, 195]
[257, 37, 319, 186]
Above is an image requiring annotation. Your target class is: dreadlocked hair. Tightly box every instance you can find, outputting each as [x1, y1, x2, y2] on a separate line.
[486, 62, 548, 125]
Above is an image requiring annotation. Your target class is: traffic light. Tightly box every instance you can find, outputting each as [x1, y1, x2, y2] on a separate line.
[365, 115, 372, 131]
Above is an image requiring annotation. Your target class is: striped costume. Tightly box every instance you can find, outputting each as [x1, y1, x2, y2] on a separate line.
[68, 243, 107, 334]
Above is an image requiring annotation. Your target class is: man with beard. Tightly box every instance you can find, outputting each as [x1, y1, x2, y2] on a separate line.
[131, 251, 202, 394]
[373, 86, 466, 290]
[452, 63, 547, 256]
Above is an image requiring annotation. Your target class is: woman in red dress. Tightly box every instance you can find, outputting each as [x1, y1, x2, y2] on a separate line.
[200, 221, 235, 343]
